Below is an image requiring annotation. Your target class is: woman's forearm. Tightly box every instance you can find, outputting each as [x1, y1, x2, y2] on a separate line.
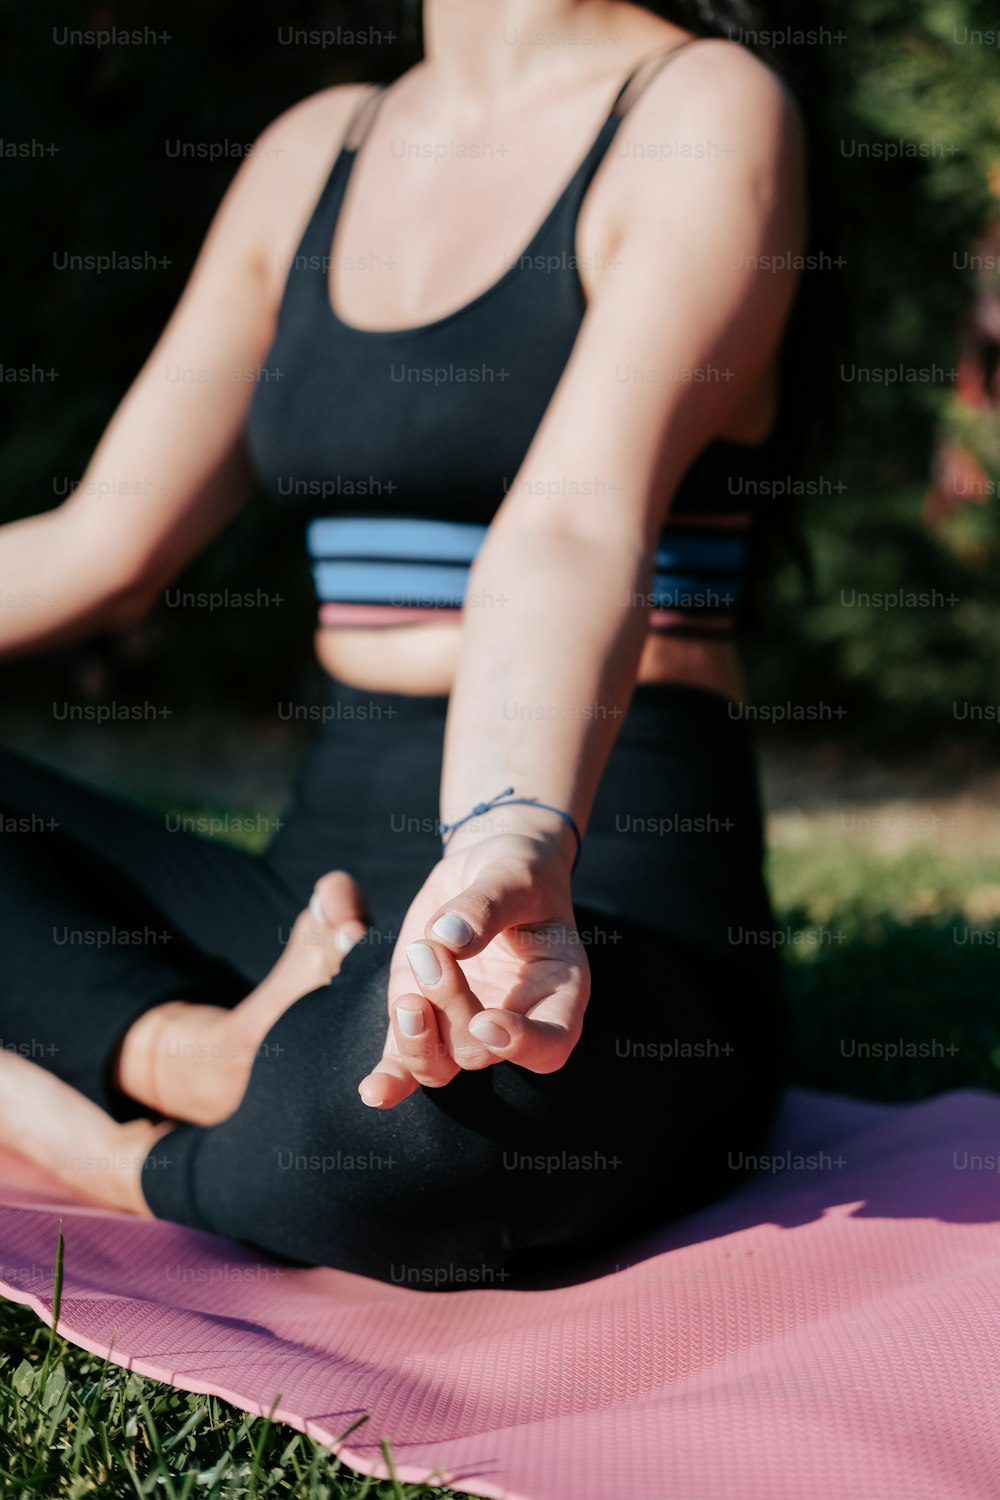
[440, 520, 653, 858]
[0, 508, 151, 659]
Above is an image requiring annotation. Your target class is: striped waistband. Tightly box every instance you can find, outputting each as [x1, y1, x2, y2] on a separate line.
[306, 515, 749, 635]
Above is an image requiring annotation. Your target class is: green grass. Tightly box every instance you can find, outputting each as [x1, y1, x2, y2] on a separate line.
[0, 1236, 465, 1500]
[4, 808, 1000, 1496]
[769, 826, 1000, 1099]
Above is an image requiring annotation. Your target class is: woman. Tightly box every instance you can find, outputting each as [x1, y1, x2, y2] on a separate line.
[0, 0, 804, 1285]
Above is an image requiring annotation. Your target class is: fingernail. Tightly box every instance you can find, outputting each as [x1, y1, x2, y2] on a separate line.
[397, 1006, 425, 1037]
[358, 1081, 384, 1108]
[309, 889, 329, 927]
[469, 1016, 510, 1049]
[406, 941, 442, 986]
[430, 912, 474, 948]
[334, 924, 360, 953]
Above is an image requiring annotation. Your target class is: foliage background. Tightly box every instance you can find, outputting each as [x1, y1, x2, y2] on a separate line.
[1, 0, 999, 744]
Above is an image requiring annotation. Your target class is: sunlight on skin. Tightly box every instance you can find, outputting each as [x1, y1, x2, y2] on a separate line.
[0, 875, 373, 1215]
[358, 830, 590, 1110]
[0, 1050, 172, 1216]
[113, 871, 370, 1127]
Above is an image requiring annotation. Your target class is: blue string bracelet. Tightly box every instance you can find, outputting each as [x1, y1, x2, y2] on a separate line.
[438, 786, 582, 870]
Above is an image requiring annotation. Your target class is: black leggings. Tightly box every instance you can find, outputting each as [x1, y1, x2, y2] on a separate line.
[0, 679, 786, 1287]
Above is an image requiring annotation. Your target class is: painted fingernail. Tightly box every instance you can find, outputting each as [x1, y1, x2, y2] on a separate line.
[406, 941, 442, 986]
[397, 1006, 425, 1037]
[469, 1016, 510, 1049]
[430, 912, 474, 948]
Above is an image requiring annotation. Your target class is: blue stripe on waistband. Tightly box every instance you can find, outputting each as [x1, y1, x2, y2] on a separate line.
[312, 558, 742, 611]
[654, 536, 746, 571]
[312, 560, 469, 607]
[306, 516, 748, 572]
[649, 576, 741, 610]
[307, 517, 488, 563]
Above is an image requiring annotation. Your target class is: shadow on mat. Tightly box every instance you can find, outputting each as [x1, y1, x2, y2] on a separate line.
[510, 907, 1000, 1289]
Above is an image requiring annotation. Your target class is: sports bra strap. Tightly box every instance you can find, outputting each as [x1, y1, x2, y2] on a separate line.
[608, 36, 706, 120]
[342, 81, 389, 152]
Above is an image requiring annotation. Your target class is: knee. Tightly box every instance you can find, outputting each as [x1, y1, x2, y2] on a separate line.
[202, 1112, 510, 1286]
[155, 973, 513, 1284]
[259, 1069, 513, 1284]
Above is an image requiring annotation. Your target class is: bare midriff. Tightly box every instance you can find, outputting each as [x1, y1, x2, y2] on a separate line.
[314, 623, 746, 703]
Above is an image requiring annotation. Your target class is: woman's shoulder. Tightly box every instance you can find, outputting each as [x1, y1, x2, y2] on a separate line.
[604, 35, 806, 238]
[253, 80, 377, 171]
[622, 36, 804, 153]
[235, 81, 383, 304]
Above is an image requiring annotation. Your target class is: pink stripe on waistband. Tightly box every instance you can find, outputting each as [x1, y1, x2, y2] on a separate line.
[318, 603, 735, 632]
[318, 602, 462, 627]
[649, 609, 735, 632]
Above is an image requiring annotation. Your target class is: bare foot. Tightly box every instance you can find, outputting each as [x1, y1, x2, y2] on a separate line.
[114, 871, 369, 1126]
[0, 1050, 173, 1215]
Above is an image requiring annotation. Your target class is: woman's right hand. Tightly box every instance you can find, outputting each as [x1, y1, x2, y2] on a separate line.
[358, 826, 591, 1110]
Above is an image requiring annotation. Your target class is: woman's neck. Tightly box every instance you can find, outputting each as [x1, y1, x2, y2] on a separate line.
[420, 0, 639, 106]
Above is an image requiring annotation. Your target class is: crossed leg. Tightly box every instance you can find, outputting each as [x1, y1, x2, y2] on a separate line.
[113, 871, 371, 1126]
[0, 750, 785, 1280]
[0, 871, 371, 1211]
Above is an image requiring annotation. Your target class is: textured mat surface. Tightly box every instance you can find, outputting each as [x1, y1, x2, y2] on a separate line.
[1, 1088, 999, 1500]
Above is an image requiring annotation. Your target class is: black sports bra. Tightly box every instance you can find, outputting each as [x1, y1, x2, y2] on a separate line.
[246, 41, 787, 637]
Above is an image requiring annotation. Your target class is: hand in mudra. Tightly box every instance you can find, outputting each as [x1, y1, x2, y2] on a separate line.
[358, 831, 591, 1108]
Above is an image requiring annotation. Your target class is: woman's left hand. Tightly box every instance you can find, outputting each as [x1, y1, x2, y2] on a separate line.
[358, 830, 590, 1108]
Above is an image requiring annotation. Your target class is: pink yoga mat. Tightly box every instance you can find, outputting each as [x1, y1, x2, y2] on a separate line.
[1, 1088, 999, 1500]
